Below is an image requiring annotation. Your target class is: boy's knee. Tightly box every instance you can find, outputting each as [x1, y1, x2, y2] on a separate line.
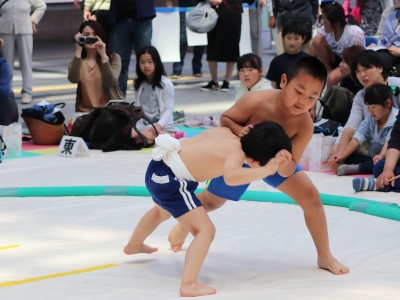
[311, 35, 326, 49]
[298, 185, 322, 210]
[198, 190, 226, 212]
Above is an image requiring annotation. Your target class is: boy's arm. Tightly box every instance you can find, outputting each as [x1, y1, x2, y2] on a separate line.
[220, 94, 255, 136]
[277, 115, 313, 177]
[223, 148, 292, 186]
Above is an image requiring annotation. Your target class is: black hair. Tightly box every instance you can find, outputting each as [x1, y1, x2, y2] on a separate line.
[241, 121, 292, 166]
[282, 20, 308, 40]
[351, 50, 389, 84]
[134, 45, 166, 91]
[364, 83, 393, 106]
[237, 53, 262, 71]
[322, 2, 347, 28]
[79, 20, 113, 61]
[286, 56, 327, 88]
[342, 45, 366, 68]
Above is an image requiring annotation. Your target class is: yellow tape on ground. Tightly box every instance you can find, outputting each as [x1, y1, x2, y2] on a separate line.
[0, 264, 119, 288]
[0, 244, 20, 251]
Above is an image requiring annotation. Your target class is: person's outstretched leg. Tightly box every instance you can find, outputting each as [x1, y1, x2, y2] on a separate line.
[277, 171, 349, 275]
[169, 189, 226, 252]
[177, 207, 216, 297]
[124, 205, 171, 255]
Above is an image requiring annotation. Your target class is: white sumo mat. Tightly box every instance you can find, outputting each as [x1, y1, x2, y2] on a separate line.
[0, 151, 399, 299]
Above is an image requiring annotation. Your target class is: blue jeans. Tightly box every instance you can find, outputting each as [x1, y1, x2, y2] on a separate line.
[172, 13, 205, 75]
[112, 18, 152, 96]
[373, 159, 400, 192]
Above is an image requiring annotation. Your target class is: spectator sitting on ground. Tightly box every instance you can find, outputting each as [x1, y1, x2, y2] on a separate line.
[327, 50, 400, 174]
[266, 20, 309, 89]
[337, 45, 365, 94]
[310, 2, 364, 89]
[353, 91, 400, 194]
[131, 46, 183, 144]
[334, 83, 398, 176]
[68, 20, 124, 114]
[0, 37, 18, 125]
[235, 53, 269, 100]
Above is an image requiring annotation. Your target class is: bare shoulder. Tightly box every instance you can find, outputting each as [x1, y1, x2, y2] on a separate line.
[291, 112, 314, 140]
[232, 89, 280, 113]
[242, 89, 279, 103]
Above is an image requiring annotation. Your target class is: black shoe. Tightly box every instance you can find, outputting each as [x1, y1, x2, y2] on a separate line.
[220, 80, 230, 92]
[201, 80, 219, 91]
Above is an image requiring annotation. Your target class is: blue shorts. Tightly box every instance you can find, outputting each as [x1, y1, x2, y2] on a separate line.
[145, 160, 201, 218]
[207, 164, 303, 201]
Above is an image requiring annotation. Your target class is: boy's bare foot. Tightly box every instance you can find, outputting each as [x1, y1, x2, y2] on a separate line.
[180, 282, 216, 297]
[168, 224, 189, 252]
[318, 255, 349, 275]
[123, 243, 158, 255]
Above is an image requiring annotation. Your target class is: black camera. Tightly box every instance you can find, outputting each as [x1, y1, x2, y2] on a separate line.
[77, 36, 97, 46]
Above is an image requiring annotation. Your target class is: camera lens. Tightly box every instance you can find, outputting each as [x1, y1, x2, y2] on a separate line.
[78, 36, 86, 46]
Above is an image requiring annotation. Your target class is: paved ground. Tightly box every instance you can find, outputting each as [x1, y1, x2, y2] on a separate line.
[12, 39, 277, 124]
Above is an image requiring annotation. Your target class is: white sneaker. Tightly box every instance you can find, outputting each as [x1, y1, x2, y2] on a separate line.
[21, 94, 32, 104]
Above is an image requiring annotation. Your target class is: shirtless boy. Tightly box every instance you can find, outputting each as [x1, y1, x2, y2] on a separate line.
[169, 56, 350, 275]
[123, 121, 292, 297]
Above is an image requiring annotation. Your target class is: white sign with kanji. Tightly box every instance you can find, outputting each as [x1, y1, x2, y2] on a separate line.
[58, 136, 89, 158]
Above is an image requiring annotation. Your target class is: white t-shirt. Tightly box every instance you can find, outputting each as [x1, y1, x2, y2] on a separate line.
[317, 24, 365, 58]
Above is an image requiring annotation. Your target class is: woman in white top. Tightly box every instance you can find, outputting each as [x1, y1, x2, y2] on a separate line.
[310, 2, 364, 89]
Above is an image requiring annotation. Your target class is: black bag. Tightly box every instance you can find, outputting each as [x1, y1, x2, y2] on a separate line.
[71, 102, 158, 152]
[313, 119, 340, 136]
[320, 86, 354, 126]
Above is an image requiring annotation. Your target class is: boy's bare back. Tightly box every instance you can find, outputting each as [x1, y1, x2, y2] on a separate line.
[179, 127, 243, 182]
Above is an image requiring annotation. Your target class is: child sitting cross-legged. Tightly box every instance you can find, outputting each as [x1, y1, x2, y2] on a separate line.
[353, 99, 400, 193]
[334, 83, 399, 176]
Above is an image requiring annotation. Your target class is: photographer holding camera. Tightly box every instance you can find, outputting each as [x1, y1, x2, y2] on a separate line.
[68, 20, 124, 113]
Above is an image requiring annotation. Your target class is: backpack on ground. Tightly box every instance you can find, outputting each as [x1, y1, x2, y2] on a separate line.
[71, 102, 158, 152]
